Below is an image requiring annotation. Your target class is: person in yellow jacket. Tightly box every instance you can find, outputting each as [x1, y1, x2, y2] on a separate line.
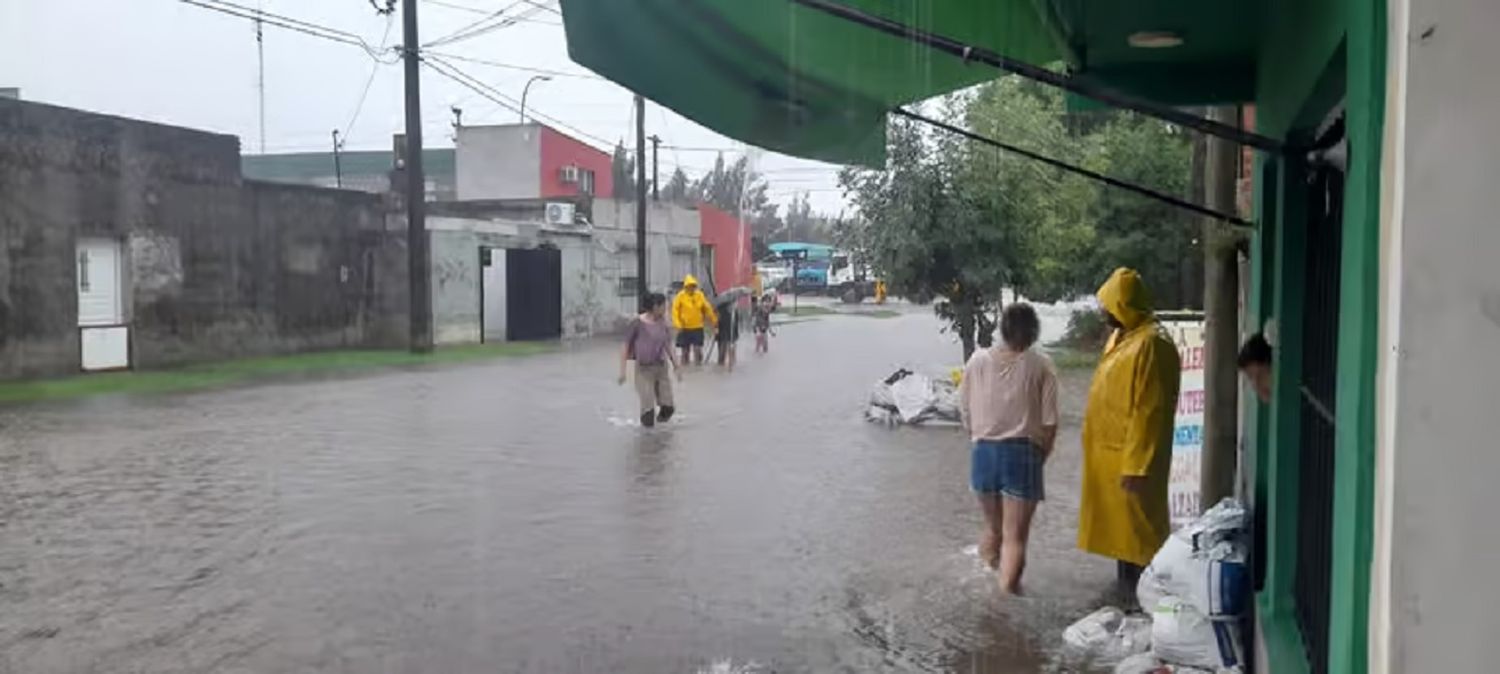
[1078, 267, 1181, 598]
[672, 274, 718, 365]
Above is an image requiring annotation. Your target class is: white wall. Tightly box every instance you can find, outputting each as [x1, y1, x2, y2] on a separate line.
[456, 125, 540, 200]
[1373, 0, 1500, 670]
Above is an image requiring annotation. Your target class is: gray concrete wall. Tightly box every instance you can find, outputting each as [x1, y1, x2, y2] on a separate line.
[426, 216, 598, 345]
[1372, 0, 1500, 670]
[589, 198, 704, 325]
[0, 98, 399, 379]
[456, 125, 540, 201]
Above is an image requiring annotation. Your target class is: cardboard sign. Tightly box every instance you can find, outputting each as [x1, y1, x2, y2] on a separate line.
[1161, 320, 1206, 530]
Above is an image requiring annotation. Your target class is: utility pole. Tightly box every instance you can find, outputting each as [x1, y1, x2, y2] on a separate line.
[332, 130, 343, 188]
[647, 134, 661, 201]
[255, 7, 266, 154]
[403, 0, 432, 353]
[1200, 106, 1242, 508]
[634, 94, 648, 304]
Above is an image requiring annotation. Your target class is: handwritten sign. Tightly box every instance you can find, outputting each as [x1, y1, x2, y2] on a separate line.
[1161, 320, 1205, 530]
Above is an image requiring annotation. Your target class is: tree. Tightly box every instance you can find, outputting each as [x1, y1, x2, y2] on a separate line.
[840, 75, 1197, 359]
[662, 167, 691, 204]
[838, 114, 1008, 361]
[611, 142, 636, 197]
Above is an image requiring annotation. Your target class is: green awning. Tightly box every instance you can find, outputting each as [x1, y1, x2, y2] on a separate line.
[559, 0, 1062, 166]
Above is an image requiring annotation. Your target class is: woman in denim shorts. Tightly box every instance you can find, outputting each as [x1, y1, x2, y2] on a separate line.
[958, 304, 1059, 595]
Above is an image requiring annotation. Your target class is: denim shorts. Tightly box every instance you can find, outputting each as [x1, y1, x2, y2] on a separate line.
[971, 438, 1045, 501]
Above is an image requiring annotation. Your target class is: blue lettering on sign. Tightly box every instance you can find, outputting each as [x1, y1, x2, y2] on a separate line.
[1174, 424, 1202, 447]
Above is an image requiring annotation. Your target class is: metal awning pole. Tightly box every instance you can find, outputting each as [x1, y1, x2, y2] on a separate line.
[789, 0, 1287, 155]
[895, 109, 1254, 229]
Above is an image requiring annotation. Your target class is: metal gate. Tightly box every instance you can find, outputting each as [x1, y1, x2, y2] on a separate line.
[1294, 157, 1344, 674]
[505, 247, 562, 341]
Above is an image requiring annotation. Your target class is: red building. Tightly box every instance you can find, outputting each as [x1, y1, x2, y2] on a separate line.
[456, 123, 614, 200]
[696, 202, 753, 294]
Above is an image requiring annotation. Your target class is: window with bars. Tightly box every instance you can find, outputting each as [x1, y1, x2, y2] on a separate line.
[1293, 157, 1344, 674]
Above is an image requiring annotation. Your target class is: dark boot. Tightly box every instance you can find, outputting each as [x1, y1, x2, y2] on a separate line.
[657, 405, 675, 422]
[640, 410, 656, 428]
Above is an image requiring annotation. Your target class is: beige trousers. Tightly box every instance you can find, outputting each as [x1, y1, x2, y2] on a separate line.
[634, 363, 674, 413]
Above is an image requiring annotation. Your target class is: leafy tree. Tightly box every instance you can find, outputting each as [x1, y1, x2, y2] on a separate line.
[662, 167, 692, 204]
[840, 75, 1198, 360]
[838, 114, 1006, 361]
[611, 142, 636, 197]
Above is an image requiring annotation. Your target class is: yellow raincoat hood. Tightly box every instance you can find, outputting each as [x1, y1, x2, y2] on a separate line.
[1097, 267, 1153, 330]
[683, 274, 699, 289]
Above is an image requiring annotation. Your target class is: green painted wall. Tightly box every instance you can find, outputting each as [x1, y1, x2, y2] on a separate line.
[1255, 0, 1345, 137]
[1327, 0, 1384, 671]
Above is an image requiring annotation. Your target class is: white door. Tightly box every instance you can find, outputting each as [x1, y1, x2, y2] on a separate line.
[76, 239, 129, 371]
[481, 247, 507, 342]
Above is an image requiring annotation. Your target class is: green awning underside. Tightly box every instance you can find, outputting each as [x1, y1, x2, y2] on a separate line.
[559, 0, 1062, 166]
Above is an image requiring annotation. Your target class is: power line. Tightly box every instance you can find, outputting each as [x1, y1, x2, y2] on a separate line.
[422, 55, 615, 150]
[180, 0, 399, 63]
[340, 13, 399, 146]
[422, 51, 603, 80]
[422, 0, 542, 48]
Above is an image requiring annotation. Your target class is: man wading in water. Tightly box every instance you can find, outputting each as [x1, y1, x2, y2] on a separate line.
[619, 292, 682, 427]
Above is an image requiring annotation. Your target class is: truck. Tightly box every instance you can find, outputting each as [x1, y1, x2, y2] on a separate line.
[827, 250, 879, 303]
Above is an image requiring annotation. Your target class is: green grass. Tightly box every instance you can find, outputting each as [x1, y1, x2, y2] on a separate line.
[783, 305, 900, 319]
[1047, 346, 1101, 370]
[0, 342, 555, 405]
[786, 305, 837, 317]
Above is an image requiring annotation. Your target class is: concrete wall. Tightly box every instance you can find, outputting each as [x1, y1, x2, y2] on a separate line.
[426, 215, 598, 344]
[589, 198, 704, 324]
[0, 98, 398, 379]
[1371, 0, 1500, 671]
[456, 125, 540, 201]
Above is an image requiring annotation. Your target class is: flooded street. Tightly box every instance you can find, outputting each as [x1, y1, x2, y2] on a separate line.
[0, 305, 1113, 673]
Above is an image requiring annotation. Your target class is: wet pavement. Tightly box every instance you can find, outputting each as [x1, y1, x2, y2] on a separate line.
[0, 304, 1114, 673]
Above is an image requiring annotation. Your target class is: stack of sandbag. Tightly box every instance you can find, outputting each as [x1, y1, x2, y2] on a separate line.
[1122, 498, 1250, 673]
[864, 368, 962, 426]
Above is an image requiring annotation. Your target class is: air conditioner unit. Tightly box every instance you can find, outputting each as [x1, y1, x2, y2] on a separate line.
[559, 164, 580, 184]
[545, 202, 576, 226]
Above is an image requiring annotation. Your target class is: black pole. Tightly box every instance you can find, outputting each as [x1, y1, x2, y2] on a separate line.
[332, 129, 343, 188]
[788, 0, 1285, 154]
[894, 108, 1254, 229]
[403, 0, 432, 352]
[648, 134, 661, 201]
[635, 94, 648, 304]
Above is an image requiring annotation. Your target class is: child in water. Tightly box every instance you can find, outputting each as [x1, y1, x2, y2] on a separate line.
[752, 293, 775, 354]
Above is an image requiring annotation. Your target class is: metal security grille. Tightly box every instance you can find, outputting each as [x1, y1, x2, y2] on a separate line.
[1294, 159, 1344, 674]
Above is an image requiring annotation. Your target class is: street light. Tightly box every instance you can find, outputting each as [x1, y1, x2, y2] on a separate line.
[519, 75, 552, 123]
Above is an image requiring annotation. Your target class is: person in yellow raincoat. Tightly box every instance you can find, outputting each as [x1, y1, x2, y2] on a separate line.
[1078, 268, 1181, 596]
[671, 274, 717, 365]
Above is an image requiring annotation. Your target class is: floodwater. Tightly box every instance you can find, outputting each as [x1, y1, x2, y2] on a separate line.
[0, 303, 1114, 673]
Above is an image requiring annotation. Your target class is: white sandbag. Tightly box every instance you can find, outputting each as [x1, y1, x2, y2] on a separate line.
[1115, 652, 1166, 674]
[1064, 606, 1124, 652]
[1062, 607, 1152, 667]
[1150, 597, 1243, 671]
[1142, 500, 1249, 618]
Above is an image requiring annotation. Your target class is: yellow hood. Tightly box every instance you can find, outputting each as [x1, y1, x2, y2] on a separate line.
[1096, 267, 1153, 330]
[683, 274, 699, 289]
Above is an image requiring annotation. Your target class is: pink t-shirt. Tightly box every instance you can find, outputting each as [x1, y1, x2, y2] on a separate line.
[959, 346, 1059, 443]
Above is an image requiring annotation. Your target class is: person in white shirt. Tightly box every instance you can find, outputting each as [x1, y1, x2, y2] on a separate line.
[958, 303, 1059, 595]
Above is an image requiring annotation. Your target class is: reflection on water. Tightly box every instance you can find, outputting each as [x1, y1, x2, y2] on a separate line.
[0, 304, 1111, 673]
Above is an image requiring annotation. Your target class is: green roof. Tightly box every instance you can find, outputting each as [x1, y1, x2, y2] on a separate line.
[242, 149, 456, 183]
[559, 0, 1061, 166]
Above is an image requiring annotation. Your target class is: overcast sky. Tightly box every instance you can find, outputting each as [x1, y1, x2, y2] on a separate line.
[0, 0, 848, 213]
